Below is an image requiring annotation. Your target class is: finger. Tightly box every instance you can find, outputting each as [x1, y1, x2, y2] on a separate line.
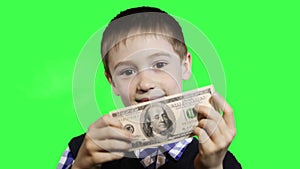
[91, 152, 125, 164]
[92, 114, 123, 129]
[194, 105, 222, 122]
[193, 127, 213, 145]
[198, 119, 224, 144]
[198, 116, 235, 147]
[212, 93, 235, 130]
[93, 139, 132, 152]
[194, 104, 232, 140]
[88, 126, 132, 141]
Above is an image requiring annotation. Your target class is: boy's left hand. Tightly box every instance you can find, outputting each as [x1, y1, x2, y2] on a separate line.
[193, 93, 236, 169]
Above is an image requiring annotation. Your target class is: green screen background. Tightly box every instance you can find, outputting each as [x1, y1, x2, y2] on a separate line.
[1, 0, 299, 168]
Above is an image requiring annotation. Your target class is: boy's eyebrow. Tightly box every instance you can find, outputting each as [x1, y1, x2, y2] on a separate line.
[147, 52, 172, 59]
[113, 60, 134, 70]
[113, 52, 172, 70]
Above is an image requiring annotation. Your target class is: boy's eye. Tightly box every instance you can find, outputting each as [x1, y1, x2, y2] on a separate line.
[120, 69, 136, 76]
[153, 62, 168, 69]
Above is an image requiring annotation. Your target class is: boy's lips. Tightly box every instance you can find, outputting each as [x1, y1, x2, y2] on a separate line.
[135, 88, 166, 103]
[135, 95, 165, 103]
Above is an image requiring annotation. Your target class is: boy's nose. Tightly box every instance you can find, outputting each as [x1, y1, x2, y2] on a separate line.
[136, 70, 156, 92]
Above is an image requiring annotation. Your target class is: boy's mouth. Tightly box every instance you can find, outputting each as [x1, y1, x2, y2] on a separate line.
[136, 98, 150, 103]
[135, 89, 166, 103]
[135, 95, 165, 103]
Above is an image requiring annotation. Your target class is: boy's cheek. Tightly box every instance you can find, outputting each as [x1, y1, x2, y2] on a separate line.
[117, 85, 135, 105]
[161, 71, 183, 92]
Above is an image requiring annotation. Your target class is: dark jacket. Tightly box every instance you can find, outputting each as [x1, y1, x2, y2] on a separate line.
[68, 134, 242, 169]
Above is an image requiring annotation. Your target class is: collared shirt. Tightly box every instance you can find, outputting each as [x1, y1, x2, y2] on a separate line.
[57, 147, 73, 169]
[57, 138, 193, 169]
[135, 138, 193, 169]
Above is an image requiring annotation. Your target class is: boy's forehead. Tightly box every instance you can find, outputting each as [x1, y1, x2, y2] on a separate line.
[112, 35, 174, 54]
[108, 36, 179, 69]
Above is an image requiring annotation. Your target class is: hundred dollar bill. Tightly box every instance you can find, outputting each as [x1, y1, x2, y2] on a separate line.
[110, 85, 215, 151]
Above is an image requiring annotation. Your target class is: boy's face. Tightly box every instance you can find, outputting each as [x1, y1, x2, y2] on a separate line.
[108, 36, 191, 106]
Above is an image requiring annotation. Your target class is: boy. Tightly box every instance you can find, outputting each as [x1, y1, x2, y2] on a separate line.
[58, 6, 241, 169]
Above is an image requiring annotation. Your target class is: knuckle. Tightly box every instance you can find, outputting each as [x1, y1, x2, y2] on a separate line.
[199, 119, 207, 127]
[102, 115, 110, 125]
[85, 138, 96, 151]
[226, 106, 234, 114]
[233, 129, 237, 135]
[231, 128, 237, 138]
[89, 123, 97, 130]
[225, 129, 236, 143]
[85, 135, 104, 151]
[91, 154, 100, 164]
[193, 127, 200, 136]
[217, 140, 228, 150]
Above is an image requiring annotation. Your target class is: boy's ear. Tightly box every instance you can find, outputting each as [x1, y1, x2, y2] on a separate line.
[181, 52, 192, 80]
[105, 72, 120, 96]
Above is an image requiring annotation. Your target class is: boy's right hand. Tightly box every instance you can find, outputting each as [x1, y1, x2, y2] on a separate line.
[72, 115, 132, 169]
